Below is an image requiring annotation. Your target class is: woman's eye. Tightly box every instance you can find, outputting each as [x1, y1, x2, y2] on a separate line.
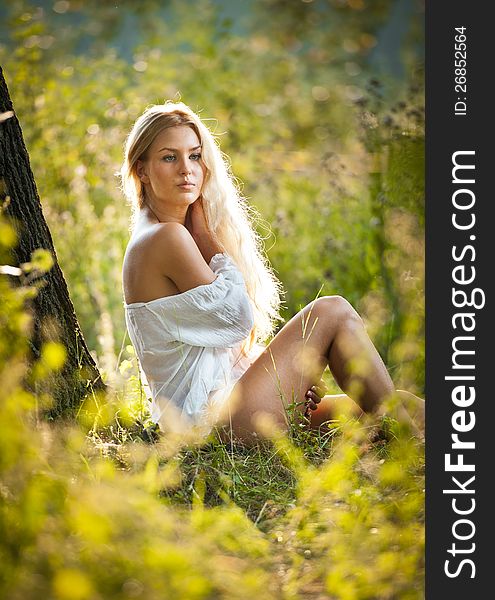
[190, 153, 202, 161]
[162, 155, 175, 162]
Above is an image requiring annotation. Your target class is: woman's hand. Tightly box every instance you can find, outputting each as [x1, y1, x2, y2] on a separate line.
[186, 196, 210, 240]
[304, 379, 327, 414]
[185, 197, 224, 263]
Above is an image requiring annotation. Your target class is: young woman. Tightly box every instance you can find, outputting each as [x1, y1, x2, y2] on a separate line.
[121, 101, 424, 441]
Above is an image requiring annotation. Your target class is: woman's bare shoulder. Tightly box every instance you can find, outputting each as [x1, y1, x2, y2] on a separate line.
[127, 222, 189, 258]
[149, 222, 197, 259]
[128, 222, 215, 293]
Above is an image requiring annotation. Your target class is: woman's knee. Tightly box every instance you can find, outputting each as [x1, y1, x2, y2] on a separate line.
[312, 295, 363, 328]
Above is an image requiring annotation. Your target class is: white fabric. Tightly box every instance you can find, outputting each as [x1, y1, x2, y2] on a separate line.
[124, 253, 263, 432]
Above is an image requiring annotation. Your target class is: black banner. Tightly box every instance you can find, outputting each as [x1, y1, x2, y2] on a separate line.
[426, 2, 492, 596]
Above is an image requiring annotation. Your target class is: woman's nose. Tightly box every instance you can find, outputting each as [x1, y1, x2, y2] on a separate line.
[179, 158, 192, 174]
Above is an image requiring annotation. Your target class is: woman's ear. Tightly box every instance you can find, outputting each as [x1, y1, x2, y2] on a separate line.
[136, 160, 149, 184]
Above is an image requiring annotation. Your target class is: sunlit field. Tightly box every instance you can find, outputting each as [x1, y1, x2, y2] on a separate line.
[1, 1, 424, 598]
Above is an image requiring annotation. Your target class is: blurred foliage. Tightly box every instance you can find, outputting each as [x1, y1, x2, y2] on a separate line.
[1, 210, 424, 598]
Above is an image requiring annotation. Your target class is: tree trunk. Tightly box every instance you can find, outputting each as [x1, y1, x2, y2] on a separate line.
[0, 65, 105, 416]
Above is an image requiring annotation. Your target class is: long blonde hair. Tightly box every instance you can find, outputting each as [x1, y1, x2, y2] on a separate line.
[120, 101, 284, 353]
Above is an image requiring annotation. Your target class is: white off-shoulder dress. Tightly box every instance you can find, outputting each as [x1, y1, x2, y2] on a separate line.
[124, 253, 264, 433]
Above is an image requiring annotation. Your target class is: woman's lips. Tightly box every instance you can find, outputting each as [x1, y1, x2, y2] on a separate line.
[178, 183, 195, 190]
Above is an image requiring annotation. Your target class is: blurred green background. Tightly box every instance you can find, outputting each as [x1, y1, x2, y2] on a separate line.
[1, 0, 424, 394]
[0, 2, 425, 598]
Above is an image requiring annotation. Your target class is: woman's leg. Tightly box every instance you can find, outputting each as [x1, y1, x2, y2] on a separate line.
[218, 296, 396, 440]
[309, 391, 425, 436]
[308, 393, 363, 428]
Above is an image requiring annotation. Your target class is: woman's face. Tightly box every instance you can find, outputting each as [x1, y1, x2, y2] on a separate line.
[137, 125, 206, 209]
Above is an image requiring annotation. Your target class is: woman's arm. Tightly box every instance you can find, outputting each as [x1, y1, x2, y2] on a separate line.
[152, 221, 219, 293]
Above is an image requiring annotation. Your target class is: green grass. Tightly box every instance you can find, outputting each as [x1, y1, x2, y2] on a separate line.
[79, 396, 425, 598]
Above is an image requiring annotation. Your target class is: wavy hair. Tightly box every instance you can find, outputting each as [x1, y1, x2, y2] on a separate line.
[120, 101, 284, 353]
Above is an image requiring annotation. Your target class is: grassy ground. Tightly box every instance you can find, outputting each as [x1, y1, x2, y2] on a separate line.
[80, 393, 425, 599]
[1, 374, 425, 599]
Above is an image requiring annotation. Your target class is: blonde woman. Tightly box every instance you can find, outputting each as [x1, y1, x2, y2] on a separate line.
[121, 101, 423, 441]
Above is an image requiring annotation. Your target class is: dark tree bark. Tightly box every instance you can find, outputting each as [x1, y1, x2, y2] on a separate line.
[0, 65, 105, 415]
